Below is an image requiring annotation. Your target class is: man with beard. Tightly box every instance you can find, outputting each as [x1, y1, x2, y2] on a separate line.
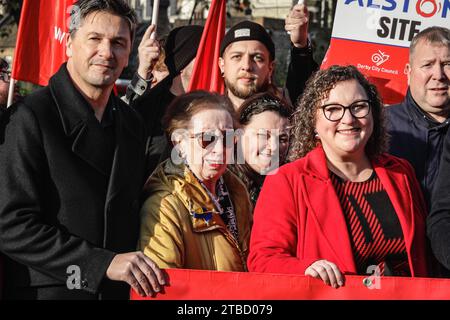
[219, 4, 316, 109]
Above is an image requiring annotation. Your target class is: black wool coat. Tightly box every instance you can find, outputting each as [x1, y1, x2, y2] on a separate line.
[0, 64, 147, 299]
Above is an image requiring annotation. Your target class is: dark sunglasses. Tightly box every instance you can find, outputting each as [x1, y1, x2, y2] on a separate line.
[190, 130, 236, 149]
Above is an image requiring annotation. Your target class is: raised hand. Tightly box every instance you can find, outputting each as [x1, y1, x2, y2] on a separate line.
[285, 2, 310, 48]
[137, 24, 160, 80]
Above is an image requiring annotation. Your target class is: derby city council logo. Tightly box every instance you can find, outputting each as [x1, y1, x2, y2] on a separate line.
[371, 50, 390, 66]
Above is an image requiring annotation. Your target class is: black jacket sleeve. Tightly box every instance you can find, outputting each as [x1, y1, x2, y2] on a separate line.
[0, 104, 115, 294]
[285, 43, 319, 106]
[428, 128, 450, 271]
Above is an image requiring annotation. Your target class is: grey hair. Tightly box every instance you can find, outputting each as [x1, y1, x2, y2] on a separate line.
[69, 0, 137, 42]
[410, 26, 450, 61]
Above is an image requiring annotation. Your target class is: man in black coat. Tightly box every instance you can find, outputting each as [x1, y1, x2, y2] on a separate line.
[386, 27, 450, 210]
[0, 0, 165, 300]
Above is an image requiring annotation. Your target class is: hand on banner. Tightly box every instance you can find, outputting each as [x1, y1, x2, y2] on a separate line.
[285, 2, 309, 48]
[137, 24, 160, 80]
[305, 259, 345, 288]
[106, 251, 167, 297]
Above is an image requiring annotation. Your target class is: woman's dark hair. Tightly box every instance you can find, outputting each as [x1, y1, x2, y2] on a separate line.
[237, 91, 293, 125]
[288, 65, 388, 161]
[70, 0, 137, 41]
[162, 90, 238, 142]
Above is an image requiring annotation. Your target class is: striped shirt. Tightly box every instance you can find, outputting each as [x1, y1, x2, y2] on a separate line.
[331, 171, 410, 276]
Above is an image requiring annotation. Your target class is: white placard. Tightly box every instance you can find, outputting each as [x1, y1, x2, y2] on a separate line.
[332, 0, 450, 48]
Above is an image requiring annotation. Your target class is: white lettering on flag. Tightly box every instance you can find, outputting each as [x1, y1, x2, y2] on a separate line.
[54, 26, 66, 44]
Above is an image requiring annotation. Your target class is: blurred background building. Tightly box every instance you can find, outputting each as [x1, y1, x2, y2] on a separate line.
[0, 0, 336, 86]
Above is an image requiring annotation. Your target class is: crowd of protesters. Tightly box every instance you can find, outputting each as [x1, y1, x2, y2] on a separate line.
[0, 0, 449, 300]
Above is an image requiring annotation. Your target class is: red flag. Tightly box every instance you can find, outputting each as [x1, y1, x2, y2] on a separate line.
[187, 0, 226, 93]
[12, 0, 76, 86]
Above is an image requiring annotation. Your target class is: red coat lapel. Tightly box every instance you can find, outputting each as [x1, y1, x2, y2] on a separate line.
[302, 147, 357, 273]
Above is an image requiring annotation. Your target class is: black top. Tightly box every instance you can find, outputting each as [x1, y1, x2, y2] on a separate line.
[428, 126, 450, 276]
[387, 90, 450, 209]
[0, 64, 146, 299]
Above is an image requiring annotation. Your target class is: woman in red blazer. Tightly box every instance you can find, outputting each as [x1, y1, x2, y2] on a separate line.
[248, 65, 430, 288]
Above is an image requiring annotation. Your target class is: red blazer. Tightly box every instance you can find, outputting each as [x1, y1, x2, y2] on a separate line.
[248, 146, 429, 277]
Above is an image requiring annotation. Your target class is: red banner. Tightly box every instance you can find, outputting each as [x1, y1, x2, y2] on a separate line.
[187, 0, 226, 93]
[12, 0, 76, 86]
[131, 269, 450, 300]
[321, 38, 409, 105]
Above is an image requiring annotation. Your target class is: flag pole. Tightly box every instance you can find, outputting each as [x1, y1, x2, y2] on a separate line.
[150, 0, 160, 40]
[7, 77, 15, 108]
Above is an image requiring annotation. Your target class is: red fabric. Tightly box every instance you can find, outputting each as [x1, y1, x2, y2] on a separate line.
[187, 0, 225, 93]
[130, 269, 450, 300]
[248, 146, 429, 277]
[321, 38, 409, 105]
[12, 0, 76, 85]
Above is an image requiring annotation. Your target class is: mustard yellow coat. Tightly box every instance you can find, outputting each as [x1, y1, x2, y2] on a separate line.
[139, 159, 253, 271]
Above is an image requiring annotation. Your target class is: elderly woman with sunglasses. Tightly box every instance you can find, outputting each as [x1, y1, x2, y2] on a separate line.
[248, 65, 431, 287]
[230, 92, 292, 206]
[139, 91, 252, 271]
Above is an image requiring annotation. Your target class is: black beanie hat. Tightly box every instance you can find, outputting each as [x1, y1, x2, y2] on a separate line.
[220, 21, 275, 60]
[164, 25, 204, 76]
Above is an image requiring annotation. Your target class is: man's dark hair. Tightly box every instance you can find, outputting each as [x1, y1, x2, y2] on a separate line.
[69, 0, 137, 41]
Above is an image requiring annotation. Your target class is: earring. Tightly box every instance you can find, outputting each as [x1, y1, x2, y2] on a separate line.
[178, 148, 186, 159]
[314, 130, 319, 139]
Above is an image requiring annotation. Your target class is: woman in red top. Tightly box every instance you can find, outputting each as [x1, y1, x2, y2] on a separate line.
[248, 65, 430, 288]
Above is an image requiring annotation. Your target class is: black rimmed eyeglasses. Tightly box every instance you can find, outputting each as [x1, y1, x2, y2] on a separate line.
[320, 100, 371, 122]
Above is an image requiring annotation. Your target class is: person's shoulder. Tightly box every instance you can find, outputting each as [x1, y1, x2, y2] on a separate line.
[224, 167, 250, 193]
[266, 157, 310, 183]
[22, 86, 53, 108]
[375, 152, 414, 172]
[142, 160, 180, 197]
[385, 99, 408, 117]
[7, 87, 51, 121]
[385, 99, 412, 130]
